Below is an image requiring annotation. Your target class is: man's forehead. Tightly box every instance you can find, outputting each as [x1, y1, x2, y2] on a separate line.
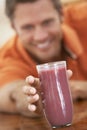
[14, 0, 56, 17]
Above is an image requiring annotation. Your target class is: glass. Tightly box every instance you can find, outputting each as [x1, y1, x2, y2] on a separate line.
[36, 61, 73, 128]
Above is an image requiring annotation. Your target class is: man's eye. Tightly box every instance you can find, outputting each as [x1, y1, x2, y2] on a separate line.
[22, 25, 34, 31]
[43, 20, 54, 26]
[26, 26, 33, 30]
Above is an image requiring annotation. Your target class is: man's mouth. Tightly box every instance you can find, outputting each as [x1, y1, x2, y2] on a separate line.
[36, 41, 51, 50]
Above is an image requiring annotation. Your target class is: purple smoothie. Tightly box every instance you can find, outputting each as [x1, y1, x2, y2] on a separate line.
[37, 62, 73, 127]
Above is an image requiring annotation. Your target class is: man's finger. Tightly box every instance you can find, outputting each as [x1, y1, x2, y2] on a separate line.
[67, 69, 73, 78]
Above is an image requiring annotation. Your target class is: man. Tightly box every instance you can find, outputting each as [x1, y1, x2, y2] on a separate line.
[0, 0, 87, 117]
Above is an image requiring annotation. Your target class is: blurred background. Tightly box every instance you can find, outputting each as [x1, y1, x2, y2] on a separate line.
[0, 0, 15, 47]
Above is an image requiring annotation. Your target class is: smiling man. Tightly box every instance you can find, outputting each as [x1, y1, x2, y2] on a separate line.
[10, 0, 63, 63]
[0, 0, 87, 117]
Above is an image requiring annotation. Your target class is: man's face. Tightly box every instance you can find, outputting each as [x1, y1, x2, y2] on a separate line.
[13, 0, 63, 63]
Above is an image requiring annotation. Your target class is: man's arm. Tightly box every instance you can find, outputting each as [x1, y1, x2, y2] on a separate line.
[70, 80, 87, 101]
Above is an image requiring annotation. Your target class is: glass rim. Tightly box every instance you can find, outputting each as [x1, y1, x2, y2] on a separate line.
[36, 61, 66, 70]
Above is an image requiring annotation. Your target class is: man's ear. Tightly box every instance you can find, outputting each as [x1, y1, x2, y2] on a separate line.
[60, 15, 64, 23]
[59, 9, 64, 23]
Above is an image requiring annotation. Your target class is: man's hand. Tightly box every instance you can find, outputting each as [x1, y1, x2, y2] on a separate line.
[23, 75, 43, 116]
[66, 70, 87, 101]
[70, 80, 87, 101]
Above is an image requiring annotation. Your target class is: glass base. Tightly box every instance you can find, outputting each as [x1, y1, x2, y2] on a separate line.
[52, 123, 71, 129]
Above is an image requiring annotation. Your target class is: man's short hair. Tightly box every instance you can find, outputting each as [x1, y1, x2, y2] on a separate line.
[5, 0, 62, 20]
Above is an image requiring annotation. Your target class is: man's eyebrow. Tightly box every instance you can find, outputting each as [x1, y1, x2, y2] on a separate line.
[42, 18, 54, 23]
[21, 24, 33, 29]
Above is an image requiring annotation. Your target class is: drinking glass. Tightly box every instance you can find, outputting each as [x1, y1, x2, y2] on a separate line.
[36, 61, 73, 128]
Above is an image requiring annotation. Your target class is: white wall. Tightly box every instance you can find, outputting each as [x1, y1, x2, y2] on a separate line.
[0, 0, 15, 47]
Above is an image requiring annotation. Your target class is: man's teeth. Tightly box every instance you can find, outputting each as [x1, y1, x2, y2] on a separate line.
[37, 42, 50, 49]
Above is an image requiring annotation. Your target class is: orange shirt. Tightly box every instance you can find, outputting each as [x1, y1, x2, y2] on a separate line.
[63, 1, 87, 53]
[0, 35, 38, 86]
[0, 24, 87, 87]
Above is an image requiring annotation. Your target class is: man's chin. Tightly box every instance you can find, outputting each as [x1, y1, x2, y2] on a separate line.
[37, 56, 54, 63]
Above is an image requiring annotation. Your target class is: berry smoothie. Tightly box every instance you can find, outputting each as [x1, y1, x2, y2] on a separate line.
[37, 61, 73, 127]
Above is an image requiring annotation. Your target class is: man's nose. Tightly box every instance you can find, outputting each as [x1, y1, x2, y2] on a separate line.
[33, 27, 48, 41]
